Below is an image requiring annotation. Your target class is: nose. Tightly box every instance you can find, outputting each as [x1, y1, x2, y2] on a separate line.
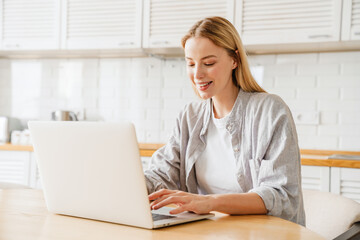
[194, 65, 205, 80]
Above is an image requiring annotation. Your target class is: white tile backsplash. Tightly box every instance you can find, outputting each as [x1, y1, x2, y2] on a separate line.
[319, 52, 360, 63]
[342, 63, 360, 75]
[0, 51, 360, 151]
[275, 76, 316, 87]
[297, 63, 340, 76]
[320, 112, 338, 125]
[276, 53, 318, 64]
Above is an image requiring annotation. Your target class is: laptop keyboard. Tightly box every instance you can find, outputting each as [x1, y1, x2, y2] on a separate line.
[152, 213, 176, 221]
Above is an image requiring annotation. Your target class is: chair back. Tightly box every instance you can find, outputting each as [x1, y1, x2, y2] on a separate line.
[303, 189, 360, 240]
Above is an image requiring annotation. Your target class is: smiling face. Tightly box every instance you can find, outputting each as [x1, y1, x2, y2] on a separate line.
[184, 37, 238, 101]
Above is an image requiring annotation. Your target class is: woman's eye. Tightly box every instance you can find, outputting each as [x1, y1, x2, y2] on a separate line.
[204, 63, 215, 66]
[187, 63, 195, 67]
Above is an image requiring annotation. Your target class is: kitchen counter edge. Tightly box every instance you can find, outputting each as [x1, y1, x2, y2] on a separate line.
[1, 143, 360, 169]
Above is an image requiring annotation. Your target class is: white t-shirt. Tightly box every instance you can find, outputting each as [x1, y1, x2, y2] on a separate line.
[195, 105, 242, 195]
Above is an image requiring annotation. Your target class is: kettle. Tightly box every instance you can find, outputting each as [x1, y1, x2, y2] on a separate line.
[51, 110, 78, 121]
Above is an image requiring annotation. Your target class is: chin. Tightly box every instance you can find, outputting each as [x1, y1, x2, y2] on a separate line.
[199, 92, 213, 100]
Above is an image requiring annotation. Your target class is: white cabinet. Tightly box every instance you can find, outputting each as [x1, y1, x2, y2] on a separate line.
[0, 151, 39, 188]
[0, 0, 61, 50]
[301, 165, 330, 192]
[236, 0, 342, 45]
[341, 0, 360, 40]
[301, 165, 360, 203]
[61, 0, 143, 49]
[143, 0, 235, 48]
[331, 167, 360, 203]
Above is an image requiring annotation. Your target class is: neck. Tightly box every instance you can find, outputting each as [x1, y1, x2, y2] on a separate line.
[212, 87, 239, 119]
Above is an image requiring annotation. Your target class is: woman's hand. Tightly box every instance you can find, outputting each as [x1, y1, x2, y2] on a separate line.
[148, 189, 213, 215]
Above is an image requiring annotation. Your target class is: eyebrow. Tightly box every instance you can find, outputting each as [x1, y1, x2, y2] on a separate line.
[185, 55, 217, 60]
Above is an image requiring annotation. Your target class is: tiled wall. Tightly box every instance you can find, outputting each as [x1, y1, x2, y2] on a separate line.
[0, 51, 359, 150]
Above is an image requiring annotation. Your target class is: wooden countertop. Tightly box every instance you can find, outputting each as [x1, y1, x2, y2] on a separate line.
[300, 149, 360, 168]
[1, 143, 360, 169]
[0, 143, 164, 157]
[0, 189, 325, 240]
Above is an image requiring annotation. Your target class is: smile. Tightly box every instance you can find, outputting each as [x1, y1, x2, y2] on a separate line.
[198, 82, 212, 87]
[196, 81, 213, 91]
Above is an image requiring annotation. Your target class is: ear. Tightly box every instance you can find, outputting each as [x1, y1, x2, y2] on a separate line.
[232, 50, 239, 69]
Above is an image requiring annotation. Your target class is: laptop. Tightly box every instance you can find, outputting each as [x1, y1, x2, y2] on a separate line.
[28, 121, 214, 229]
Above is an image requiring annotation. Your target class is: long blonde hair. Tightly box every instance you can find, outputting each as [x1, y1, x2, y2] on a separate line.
[181, 16, 265, 93]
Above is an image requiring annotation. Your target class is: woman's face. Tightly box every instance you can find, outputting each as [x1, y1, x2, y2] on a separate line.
[184, 37, 237, 100]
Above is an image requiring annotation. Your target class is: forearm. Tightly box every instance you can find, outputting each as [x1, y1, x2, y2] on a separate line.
[209, 192, 267, 215]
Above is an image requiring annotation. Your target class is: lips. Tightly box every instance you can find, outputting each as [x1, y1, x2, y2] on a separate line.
[196, 81, 213, 91]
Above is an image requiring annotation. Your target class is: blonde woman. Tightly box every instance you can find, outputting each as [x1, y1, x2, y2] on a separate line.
[145, 16, 305, 226]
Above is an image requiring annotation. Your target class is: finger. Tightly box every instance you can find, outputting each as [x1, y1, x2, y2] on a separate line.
[150, 192, 181, 208]
[169, 205, 187, 214]
[150, 194, 174, 208]
[152, 196, 185, 210]
[148, 189, 174, 201]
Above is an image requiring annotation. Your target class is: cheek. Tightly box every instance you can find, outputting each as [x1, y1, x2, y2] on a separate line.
[187, 68, 194, 80]
[212, 63, 232, 79]
[207, 66, 219, 78]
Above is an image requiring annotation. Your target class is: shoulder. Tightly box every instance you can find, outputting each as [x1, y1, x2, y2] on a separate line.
[247, 92, 290, 114]
[179, 100, 208, 119]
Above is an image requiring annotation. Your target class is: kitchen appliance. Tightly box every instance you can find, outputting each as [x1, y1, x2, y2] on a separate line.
[51, 110, 78, 121]
[0, 116, 22, 143]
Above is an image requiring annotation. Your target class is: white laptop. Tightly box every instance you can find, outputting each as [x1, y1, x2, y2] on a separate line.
[28, 121, 214, 229]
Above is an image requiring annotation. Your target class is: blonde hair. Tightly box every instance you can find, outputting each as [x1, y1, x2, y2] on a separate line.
[181, 16, 265, 93]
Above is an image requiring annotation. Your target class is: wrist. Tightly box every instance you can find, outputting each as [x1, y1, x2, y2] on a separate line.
[208, 194, 219, 212]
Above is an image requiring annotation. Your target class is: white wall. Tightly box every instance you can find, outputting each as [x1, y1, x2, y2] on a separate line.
[0, 51, 359, 150]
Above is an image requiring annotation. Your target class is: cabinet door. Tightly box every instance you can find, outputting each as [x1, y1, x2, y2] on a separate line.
[236, 0, 342, 45]
[0, 0, 61, 50]
[301, 165, 330, 191]
[331, 167, 360, 203]
[143, 0, 234, 48]
[62, 0, 142, 49]
[342, 0, 360, 40]
[0, 151, 31, 186]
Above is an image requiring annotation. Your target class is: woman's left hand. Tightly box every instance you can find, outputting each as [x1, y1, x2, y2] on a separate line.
[149, 189, 213, 215]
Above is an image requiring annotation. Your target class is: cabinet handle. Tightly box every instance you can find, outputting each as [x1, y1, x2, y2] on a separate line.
[118, 41, 134, 46]
[151, 41, 169, 45]
[308, 35, 332, 39]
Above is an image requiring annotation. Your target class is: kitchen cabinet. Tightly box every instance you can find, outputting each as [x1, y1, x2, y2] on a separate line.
[235, 0, 342, 45]
[0, 0, 359, 55]
[0, 151, 39, 188]
[341, 0, 360, 40]
[142, 0, 235, 48]
[301, 165, 330, 192]
[61, 0, 143, 49]
[301, 165, 360, 203]
[331, 167, 360, 203]
[0, 0, 61, 50]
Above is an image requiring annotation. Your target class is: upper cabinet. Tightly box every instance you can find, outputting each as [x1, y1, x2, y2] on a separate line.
[0, 0, 61, 50]
[0, 0, 358, 54]
[342, 0, 360, 40]
[142, 0, 235, 48]
[61, 0, 142, 49]
[236, 0, 342, 45]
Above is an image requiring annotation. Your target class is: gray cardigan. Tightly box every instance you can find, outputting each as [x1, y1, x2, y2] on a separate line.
[144, 89, 305, 226]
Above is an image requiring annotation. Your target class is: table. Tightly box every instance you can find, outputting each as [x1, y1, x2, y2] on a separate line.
[0, 189, 325, 240]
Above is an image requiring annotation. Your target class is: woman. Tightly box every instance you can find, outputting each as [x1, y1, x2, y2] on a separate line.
[144, 16, 305, 226]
